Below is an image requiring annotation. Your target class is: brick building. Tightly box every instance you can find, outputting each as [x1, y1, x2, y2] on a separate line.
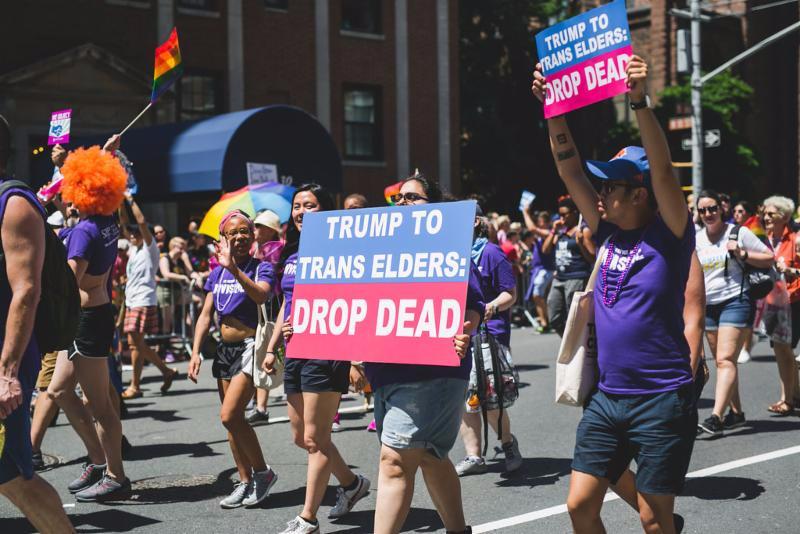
[0, 0, 460, 223]
[621, 0, 799, 199]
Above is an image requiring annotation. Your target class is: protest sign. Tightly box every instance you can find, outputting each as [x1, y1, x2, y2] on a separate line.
[519, 190, 536, 212]
[286, 200, 476, 366]
[535, 0, 632, 118]
[48, 109, 71, 145]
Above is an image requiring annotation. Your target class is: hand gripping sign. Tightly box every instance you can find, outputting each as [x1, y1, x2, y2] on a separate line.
[535, 0, 633, 118]
[286, 200, 476, 366]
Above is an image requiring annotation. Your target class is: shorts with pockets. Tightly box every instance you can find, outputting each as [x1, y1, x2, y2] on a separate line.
[282, 358, 350, 394]
[213, 338, 254, 380]
[705, 293, 755, 330]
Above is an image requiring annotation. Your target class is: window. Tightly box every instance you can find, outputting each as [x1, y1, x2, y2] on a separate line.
[264, 0, 288, 10]
[341, 0, 381, 35]
[344, 86, 382, 160]
[179, 74, 221, 120]
[177, 0, 216, 10]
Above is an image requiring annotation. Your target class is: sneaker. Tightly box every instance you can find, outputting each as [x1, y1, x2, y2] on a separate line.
[75, 475, 132, 503]
[723, 410, 746, 430]
[366, 419, 377, 432]
[68, 462, 106, 493]
[246, 409, 270, 427]
[328, 474, 371, 519]
[455, 456, 488, 477]
[502, 435, 523, 473]
[32, 450, 46, 471]
[219, 480, 251, 509]
[243, 468, 278, 508]
[737, 349, 751, 363]
[164, 351, 176, 364]
[698, 414, 724, 437]
[332, 412, 342, 433]
[279, 516, 320, 534]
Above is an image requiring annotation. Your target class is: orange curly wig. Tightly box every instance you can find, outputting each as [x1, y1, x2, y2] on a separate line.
[61, 146, 127, 216]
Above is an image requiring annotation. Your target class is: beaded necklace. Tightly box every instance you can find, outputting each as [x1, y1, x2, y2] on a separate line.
[601, 230, 644, 307]
[215, 258, 255, 314]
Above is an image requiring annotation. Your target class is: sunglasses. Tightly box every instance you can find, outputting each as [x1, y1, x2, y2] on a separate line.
[599, 182, 634, 195]
[697, 205, 720, 215]
[392, 192, 428, 203]
[224, 228, 252, 239]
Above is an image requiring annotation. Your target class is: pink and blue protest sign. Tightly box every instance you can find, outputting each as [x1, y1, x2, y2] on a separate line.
[47, 109, 72, 145]
[286, 201, 476, 366]
[536, 0, 632, 118]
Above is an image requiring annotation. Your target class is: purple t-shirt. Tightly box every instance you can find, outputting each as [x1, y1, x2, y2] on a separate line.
[281, 252, 298, 320]
[475, 243, 516, 346]
[365, 262, 485, 390]
[204, 257, 275, 329]
[0, 183, 42, 389]
[594, 215, 694, 395]
[65, 215, 119, 276]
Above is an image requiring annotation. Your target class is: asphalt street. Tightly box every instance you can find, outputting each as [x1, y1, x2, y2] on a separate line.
[2, 329, 799, 533]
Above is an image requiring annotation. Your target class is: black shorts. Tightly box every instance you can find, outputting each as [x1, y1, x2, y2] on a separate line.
[213, 339, 254, 381]
[572, 383, 697, 495]
[283, 358, 350, 394]
[69, 303, 115, 359]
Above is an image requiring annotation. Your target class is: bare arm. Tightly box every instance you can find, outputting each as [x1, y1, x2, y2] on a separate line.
[575, 226, 597, 264]
[188, 292, 214, 382]
[627, 56, 687, 238]
[128, 196, 153, 246]
[267, 300, 286, 353]
[683, 251, 705, 377]
[159, 256, 189, 282]
[0, 197, 45, 417]
[68, 257, 89, 286]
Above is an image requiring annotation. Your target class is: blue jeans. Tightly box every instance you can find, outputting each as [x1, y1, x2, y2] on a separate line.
[374, 378, 467, 459]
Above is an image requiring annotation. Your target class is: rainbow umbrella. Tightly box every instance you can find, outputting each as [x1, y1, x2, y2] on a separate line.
[199, 182, 296, 240]
[384, 181, 402, 205]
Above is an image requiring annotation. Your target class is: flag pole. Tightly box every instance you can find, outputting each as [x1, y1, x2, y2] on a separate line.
[119, 102, 153, 136]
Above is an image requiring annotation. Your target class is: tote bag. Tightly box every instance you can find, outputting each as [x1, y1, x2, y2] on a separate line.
[253, 301, 284, 389]
[555, 242, 606, 407]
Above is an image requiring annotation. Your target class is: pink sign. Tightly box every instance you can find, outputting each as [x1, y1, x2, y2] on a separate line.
[47, 109, 71, 145]
[536, 0, 633, 118]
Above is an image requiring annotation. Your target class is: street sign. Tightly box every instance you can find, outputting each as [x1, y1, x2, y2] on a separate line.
[681, 129, 721, 150]
[669, 116, 693, 131]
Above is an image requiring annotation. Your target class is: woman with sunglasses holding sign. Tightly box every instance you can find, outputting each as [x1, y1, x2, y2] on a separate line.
[369, 174, 482, 534]
[188, 210, 278, 510]
[533, 55, 699, 534]
[269, 184, 371, 534]
[694, 191, 773, 437]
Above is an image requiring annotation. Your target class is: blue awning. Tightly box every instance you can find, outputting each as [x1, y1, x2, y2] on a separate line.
[79, 106, 342, 198]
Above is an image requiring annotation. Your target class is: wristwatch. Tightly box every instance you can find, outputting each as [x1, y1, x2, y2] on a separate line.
[630, 95, 651, 110]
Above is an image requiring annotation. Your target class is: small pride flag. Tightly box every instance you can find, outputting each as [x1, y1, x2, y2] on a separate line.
[151, 28, 183, 103]
[384, 182, 402, 205]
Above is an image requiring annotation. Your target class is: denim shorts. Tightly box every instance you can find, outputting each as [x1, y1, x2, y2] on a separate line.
[705, 293, 755, 330]
[531, 269, 554, 298]
[572, 383, 697, 495]
[374, 378, 467, 459]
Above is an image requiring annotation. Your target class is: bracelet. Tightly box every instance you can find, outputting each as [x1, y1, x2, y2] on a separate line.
[266, 351, 275, 355]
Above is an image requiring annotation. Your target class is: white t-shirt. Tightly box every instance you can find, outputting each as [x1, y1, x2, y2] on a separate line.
[696, 224, 769, 305]
[125, 239, 160, 308]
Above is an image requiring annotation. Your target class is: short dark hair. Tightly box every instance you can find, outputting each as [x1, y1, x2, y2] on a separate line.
[403, 172, 442, 203]
[734, 200, 753, 215]
[697, 189, 722, 208]
[557, 196, 577, 212]
[0, 115, 10, 170]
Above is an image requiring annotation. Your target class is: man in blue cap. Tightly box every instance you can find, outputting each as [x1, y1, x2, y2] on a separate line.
[533, 55, 697, 534]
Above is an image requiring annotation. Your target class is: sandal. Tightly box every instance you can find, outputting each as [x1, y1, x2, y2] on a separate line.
[767, 401, 794, 416]
[121, 388, 143, 400]
[160, 368, 180, 394]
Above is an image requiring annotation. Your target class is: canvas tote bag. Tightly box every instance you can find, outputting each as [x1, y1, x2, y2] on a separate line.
[253, 301, 284, 389]
[555, 240, 607, 407]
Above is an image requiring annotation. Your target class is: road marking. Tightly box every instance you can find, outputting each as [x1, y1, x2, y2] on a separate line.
[267, 404, 374, 424]
[473, 444, 800, 533]
[63, 503, 75, 509]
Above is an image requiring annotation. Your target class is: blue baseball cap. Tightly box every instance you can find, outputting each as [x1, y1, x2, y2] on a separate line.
[585, 146, 651, 189]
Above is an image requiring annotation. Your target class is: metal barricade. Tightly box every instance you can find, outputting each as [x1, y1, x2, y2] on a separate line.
[144, 278, 197, 357]
[511, 264, 538, 327]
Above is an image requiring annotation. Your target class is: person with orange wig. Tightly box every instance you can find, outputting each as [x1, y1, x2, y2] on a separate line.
[46, 135, 132, 503]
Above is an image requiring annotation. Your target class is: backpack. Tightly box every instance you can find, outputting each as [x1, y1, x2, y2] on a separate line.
[0, 180, 80, 352]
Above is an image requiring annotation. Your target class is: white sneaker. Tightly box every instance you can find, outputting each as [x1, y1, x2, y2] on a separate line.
[220, 481, 251, 509]
[738, 349, 751, 363]
[795, 353, 800, 362]
[278, 516, 320, 534]
[455, 456, 488, 477]
[243, 468, 278, 508]
[328, 474, 371, 519]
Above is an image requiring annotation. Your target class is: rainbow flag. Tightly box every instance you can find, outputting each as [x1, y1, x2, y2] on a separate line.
[384, 181, 402, 205]
[743, 215, 766, 240]
[151, 28, 183, 103]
